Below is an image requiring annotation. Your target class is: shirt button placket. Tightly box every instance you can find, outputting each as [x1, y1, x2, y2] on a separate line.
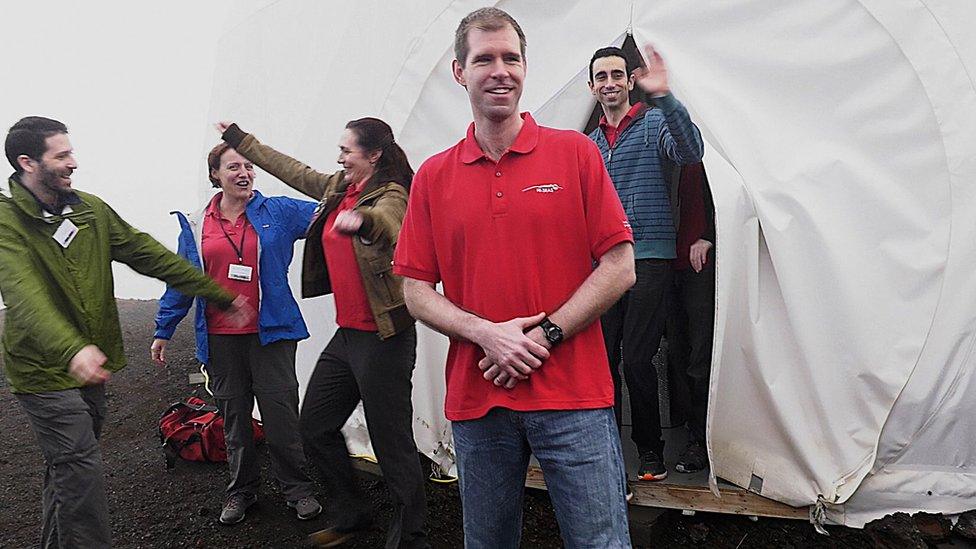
[491, 167, 507, 216]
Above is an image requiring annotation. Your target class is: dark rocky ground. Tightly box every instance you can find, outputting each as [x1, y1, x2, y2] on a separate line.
[1, 299, 974, 548]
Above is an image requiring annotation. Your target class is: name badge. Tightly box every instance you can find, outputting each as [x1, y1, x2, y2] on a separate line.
[228, 263, 253, 282]
[52, 219, 79, 248]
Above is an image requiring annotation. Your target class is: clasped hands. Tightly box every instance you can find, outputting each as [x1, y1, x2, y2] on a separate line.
[476, 312, 552, 390]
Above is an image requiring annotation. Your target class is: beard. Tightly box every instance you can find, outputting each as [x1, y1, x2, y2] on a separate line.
[37, 162, 74, 198]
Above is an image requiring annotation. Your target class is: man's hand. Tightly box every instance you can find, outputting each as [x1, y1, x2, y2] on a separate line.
[332, 210, 364, 235]
[68, 345, 110, 385]
[479, 325, 551, 389]
[224, 295, 257, 329]
[214, 121, 232, 135]
[689, 239, 713, 273]
[150, 338, 168, 366]
[633, 44, 670, 97]
[474, 312, 550, 384]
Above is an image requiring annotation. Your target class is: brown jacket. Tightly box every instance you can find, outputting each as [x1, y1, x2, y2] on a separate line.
[224, 125, 413, 339]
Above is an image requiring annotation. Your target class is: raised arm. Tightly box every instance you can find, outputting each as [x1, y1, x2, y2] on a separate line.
[218, 122, 344, 200]
[633, 45, 704, 165]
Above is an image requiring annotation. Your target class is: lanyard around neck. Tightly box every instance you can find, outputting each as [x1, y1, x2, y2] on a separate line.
[217, 215, 247, 263]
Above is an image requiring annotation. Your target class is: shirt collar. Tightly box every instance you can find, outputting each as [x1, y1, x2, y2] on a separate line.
[460, 112, 539, 164]
[598, 101, 646, 131]
[13, 174, 82, 216]
[205, 193, 223, 218]
[206, 190, 259, 219]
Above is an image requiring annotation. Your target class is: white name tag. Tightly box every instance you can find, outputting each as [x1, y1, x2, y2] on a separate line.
[227, 263, 253, 282]
[52, 219, 79, 248]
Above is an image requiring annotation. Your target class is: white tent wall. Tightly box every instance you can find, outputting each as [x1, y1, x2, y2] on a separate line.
[211, 0, 976, 526]
[655, 0, 952, 510]
[828, 0, 976, 526]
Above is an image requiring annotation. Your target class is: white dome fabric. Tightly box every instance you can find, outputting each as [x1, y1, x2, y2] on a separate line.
[211, 0, 976, 526]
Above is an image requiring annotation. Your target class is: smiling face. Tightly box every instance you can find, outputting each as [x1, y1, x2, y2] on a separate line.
[452, 25, 525, 123]
[34, 133, 77, 198]
[589, 55, 634, 111]
[212, 148, 254, 201]
[336, 128, 379, 184]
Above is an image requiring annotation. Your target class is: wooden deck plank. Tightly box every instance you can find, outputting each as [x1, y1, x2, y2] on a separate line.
[525, 466, 808, 520]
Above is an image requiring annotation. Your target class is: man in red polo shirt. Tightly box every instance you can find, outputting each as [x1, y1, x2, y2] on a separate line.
[393, 7, 636, 548]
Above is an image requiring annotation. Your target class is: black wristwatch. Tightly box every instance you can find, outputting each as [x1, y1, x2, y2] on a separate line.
[539, 317, 564, 347]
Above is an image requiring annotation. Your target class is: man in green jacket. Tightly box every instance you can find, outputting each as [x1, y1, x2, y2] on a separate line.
[1, 116, 253, 549]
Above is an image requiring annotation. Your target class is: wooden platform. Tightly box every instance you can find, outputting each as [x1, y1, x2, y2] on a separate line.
[525, 465, 808, 519]
[521, 392, 810, 520]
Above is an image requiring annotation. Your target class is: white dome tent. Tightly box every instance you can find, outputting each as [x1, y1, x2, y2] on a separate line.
[208, 0, 976, 527]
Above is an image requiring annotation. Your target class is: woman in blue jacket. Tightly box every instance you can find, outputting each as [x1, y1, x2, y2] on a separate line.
[151, 143, 321, 525]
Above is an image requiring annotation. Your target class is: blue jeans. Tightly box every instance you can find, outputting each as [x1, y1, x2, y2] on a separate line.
[453, 407, 631, 548]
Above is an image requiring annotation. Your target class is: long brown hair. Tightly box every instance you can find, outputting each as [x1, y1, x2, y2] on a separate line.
[345, 117, 413, 194]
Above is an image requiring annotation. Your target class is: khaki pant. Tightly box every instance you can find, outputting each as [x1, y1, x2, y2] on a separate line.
[17, 384, 111, 549]
[206, 334, 314, 501]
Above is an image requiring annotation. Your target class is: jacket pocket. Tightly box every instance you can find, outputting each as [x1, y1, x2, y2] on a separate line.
[366, 256, 401, 308]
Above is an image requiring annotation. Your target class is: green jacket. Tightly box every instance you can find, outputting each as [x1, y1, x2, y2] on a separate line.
[0, 177, 235, 393]
[224, 125, 414, 339]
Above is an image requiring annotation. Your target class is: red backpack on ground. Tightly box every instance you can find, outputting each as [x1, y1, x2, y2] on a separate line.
[158, 396, 264, 469]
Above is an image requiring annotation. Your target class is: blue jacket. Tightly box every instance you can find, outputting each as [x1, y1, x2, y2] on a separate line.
[588, 94, 704, 259]
[154, 190, 317, 364]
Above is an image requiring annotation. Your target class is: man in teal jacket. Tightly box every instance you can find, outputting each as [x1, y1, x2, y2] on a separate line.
[0, 116, 252, 548]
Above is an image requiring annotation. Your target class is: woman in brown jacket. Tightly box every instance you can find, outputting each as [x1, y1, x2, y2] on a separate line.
[218, 119, 428, 548]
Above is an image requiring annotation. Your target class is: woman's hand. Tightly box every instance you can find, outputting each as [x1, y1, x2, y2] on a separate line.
[214, 121, 232, 135]
[332, 210, 364, 235]
[150, 338, 168, 366]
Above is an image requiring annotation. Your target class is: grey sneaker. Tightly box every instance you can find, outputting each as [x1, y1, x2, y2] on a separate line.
[219, 492, 257, 525]
[288, 495, 322, 520]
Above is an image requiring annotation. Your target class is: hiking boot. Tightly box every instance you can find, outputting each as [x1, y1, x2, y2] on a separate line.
[219, 492, 257, 525]
[636, 450, 668, 481]
[288, 495, 323, 520]
[675, 442, 709, 474]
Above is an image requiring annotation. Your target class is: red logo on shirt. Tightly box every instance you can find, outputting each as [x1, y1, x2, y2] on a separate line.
[521, 183, 564, 194]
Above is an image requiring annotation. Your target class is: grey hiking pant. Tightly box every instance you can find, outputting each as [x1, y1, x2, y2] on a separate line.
[16, 384, 112, 549]
[206, 334, 315, 502]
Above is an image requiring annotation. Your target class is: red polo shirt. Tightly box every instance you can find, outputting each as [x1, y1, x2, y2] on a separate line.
[322, 180, 377, 331]
[599, 102, 646, 147]
[202, 193, 260, 334]
[394, 113, 633, 421]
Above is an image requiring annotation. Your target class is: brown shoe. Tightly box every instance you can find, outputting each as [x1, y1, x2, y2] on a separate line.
[306, 527, 357, 547]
